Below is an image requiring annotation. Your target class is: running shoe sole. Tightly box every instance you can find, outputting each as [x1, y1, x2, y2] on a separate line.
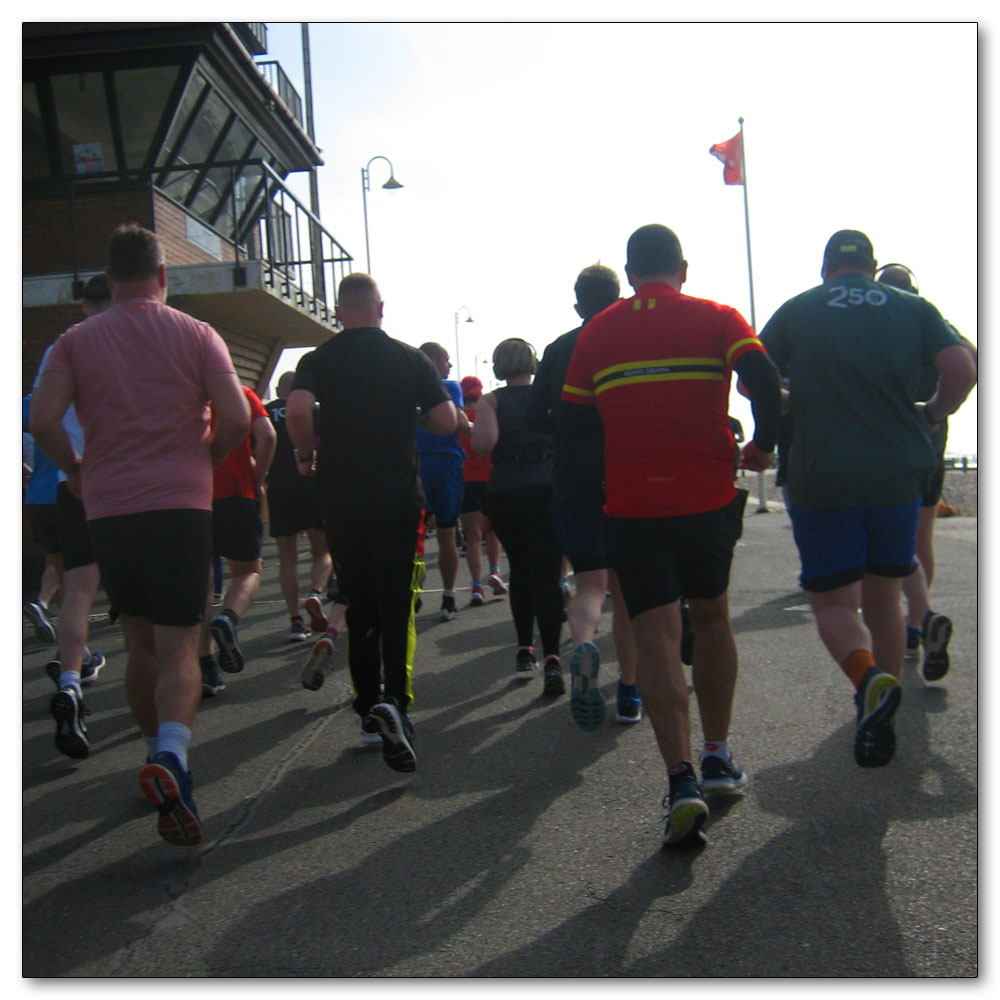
[922, 614, 953, 682]
[25, 603, 56, 644]
[615, 702, 643, 724]
[487, 574, 508, 596]
[360, 717, 383, 745]
[663, 796, 709, 848]
[368, 702, 417, 773]
[51, 689, 89, 759]
[304, 595, 328, 634]
[301, 638, 334, 691]
[569, 641, 605, 731]
[138, 760, 202, 846]
[855, 673, 902, 768]
[210, 616, 244, 673]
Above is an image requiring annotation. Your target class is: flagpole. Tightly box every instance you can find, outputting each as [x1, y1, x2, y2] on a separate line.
[737, 116, 757, 332]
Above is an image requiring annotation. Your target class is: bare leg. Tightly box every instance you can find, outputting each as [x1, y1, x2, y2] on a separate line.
[609, 571, 638, 686]
[861, 573, 906, 679]
[809, 580, 872, 670]
[567, 568, 607, 647]
[460, 511, 484, 584]
[56, 563, 100, 672]
[306, 528, 332, 593]
[631, 602, 690, 766]
[687, 591, 738, 741]
[437, 526, 459, 592]
[275, 535, 301, 618]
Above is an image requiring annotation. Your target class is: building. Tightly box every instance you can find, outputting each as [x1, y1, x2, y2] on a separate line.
[23, 21, 353, 397]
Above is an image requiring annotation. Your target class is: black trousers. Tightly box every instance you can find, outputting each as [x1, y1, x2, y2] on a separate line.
[325, 510, 423, 716]
[482, 485, 563, 658]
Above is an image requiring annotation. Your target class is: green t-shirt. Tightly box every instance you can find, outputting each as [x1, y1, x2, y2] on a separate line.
[760, 273, 959, 507]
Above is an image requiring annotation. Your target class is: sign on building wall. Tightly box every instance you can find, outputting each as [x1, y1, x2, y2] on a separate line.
[73, 143, 105, 173]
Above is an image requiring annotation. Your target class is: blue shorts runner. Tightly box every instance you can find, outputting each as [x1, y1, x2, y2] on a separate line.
[418, 453, 464, 528]
[788, 497, 920, 592]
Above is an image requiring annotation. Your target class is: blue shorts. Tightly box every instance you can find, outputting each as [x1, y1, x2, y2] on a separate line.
[552, 486, 609, 573]
[788, 499, 920, 592]
[418, 453, 464, 527]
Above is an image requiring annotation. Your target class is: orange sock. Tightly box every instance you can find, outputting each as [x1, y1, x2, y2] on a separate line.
[842, 649, 877, 690]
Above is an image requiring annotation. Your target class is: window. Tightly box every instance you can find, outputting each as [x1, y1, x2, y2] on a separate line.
[114, 65, 180, 170]
[23, 81, 49, 177]
[50, 71, 117, 174]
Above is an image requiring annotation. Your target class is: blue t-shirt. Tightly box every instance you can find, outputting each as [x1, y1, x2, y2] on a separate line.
[22, 395, 60, 505]
[415, 378, 465, 459]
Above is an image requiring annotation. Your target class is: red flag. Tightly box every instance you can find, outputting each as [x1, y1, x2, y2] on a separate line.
[710, 133, 744, 185]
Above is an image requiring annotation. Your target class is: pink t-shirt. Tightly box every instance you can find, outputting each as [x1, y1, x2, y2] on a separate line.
[43, 296, 236, 519]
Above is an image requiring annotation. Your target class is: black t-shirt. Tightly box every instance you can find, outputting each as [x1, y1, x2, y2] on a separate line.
[293, 327, 450, 520]
[264, 397, 299, 486]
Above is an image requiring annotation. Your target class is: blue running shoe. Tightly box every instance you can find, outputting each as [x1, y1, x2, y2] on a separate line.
[210, 613, 244, 673]
[662, 767, 709, 848]
[138, 751, 202, 846]
[921, 612, 953, 682]
[700, 753, 748, 794]
[51, 686, 89, 759]
[615, 681, 642, 724]
[570, 641, 605, 731]
[369, 701, 417, 773]
[201, 660, 226, 699]
[854, 668, 902, 767]
[46, 652, 105, 688]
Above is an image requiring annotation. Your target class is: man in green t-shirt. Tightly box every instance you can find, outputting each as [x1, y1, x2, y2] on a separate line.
[760, 230, 976, 769]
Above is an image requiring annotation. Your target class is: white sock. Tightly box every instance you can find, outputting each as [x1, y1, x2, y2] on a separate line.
[156, 722, 192, 771]
[59, 670, 82, 695]
[703, 740, 730, 761]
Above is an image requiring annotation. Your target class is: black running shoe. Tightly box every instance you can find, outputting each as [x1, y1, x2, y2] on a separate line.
[369, 701, 417, 773]
[210, 614, 244, 673]
[700, 754, 748, 795]
[51, 687, 89, 759]
[201, 660, 226, 699]
[543, 658, 565, 695]
[854, 668, 902, 767]
[516, 647, 538, 675]
[921, 612, 953, 682]
[662, 767, 709, 848]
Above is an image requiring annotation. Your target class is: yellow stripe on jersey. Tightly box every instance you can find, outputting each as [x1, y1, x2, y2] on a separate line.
[593, 370, 724, 395]
[725, 337, 761, 366]
[592, 357, 723, 383]
[561, 382, 595, 399]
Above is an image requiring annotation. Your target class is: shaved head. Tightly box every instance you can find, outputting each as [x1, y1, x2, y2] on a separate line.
[336, 273, 384, 328]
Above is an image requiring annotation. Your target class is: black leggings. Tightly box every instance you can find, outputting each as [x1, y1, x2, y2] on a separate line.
[483, 485, 563, 658]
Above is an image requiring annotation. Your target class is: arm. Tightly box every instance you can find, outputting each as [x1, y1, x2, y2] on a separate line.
[732, 349, 782, 472]
[470, 394, 499, 457]
[423, 398, 458, 436]
[921, 343, 978, 429]
[286, 388, 318, 476]
[250, 413, 277, 492]
[205, 371, 251, 465]
[29, 370, 81, 491]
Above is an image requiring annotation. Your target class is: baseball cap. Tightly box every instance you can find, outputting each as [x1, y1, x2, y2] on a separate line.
[461, 375, 483, 398]
[823, 230, 875, 268]
[81, 273, 111, 302]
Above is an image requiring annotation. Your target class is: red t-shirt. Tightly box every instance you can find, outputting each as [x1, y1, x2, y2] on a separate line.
[562, 282, 764, 517]
[459, 404, 492, 483]
[213, 386, 268, 500]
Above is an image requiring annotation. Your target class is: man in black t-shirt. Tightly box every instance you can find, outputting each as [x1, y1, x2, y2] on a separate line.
[265, 372, 334, 643]
[287, 273, 457, 774]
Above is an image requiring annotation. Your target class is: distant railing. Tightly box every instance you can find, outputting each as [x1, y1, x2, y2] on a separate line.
[255, 60, 303, 128]
[55, 161, 354, 322]
[943, 455, 977, 472]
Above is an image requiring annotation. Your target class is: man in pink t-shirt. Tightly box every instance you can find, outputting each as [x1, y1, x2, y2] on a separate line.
[31, 224, 249, 847]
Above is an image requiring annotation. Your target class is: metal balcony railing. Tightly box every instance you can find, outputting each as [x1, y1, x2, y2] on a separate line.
[56, 160, 354, 323]
[255, 60, 303, 129]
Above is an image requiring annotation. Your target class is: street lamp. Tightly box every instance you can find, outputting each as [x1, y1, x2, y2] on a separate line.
[361, 155, 403, 273]
[453, 306, 474, 378]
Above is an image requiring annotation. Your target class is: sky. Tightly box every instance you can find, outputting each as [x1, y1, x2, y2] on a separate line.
[259, 15, 980, 457]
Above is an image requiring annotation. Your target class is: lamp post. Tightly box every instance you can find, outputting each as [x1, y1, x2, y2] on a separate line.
[453, 306, 474, 378]
[361, 155, 403, 273]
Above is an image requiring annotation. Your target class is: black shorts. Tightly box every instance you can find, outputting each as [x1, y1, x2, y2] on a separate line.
[607, 489, 748, 619]
[460, 480, 488, 515]
[552, 485, 609, 574]
[57, 482, 97, 571]
[27, 503, 62, 555]
[213, 496, 263, 562]
[89, 509, 212, 626]
[922, 461, 946, 508]
[267, 479, 325, 538]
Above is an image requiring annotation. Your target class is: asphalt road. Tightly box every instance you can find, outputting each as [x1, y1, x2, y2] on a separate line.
[21, 495, 978, 978]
